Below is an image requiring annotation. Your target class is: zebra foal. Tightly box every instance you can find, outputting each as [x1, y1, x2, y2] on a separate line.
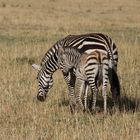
[59, 47, 109, 113]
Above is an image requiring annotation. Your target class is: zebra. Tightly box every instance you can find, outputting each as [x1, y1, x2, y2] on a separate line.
[59, 47, 109, 113]
[32, 33, 120, 113]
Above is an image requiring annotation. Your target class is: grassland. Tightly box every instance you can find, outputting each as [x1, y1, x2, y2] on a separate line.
[0, 0, 140, 139]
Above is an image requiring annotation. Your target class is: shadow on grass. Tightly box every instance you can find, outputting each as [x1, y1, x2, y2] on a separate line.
[118, 96, 140, 112]
[96, 95, 140, 113]
[58, 95, 140, 113]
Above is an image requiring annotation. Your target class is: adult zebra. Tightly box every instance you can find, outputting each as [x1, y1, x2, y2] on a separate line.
[32, 33, 120, 113]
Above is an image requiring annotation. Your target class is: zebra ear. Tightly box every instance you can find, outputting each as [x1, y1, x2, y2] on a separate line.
[32, 64, 41, 71]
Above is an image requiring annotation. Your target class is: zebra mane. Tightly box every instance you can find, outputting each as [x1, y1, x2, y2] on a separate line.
[40, 44, 59, 66]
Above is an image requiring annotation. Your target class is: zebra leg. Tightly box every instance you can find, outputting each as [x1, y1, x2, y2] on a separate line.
[63, 70, 76, 114]
[102, 62, 109, 114]
[83, 82, 89, 112]
[76, 78, 89, 112]
[76, 79, 85, 111]
[91, 86, 98, 112]
[86, 65, 98, 113]
[87, 78, 97, 113]
[102, 86, 107, 114]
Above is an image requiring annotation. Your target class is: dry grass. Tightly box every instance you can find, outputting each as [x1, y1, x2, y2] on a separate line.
[0, 0, 140, 139]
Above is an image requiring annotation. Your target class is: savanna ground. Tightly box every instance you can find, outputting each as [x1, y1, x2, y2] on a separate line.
[0, 0, 140, 139]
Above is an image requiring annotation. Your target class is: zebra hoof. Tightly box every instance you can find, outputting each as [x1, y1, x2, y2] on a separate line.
[37, 94, 46, 102]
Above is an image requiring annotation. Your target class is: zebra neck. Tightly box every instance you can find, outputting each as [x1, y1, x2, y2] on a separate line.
[69, 51, 81, 68]
[44, 57, 59, 74]
[41, 45, 59, 75]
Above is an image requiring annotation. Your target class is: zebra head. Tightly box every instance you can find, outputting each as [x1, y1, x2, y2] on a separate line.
[32, 64, 53, 102]
[58, 47, 76, 73]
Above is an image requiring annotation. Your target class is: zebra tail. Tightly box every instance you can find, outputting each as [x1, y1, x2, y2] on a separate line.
[109, 68, 120, 99]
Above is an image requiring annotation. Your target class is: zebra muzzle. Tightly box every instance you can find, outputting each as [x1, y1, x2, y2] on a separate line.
[37, 94, 47, 102]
